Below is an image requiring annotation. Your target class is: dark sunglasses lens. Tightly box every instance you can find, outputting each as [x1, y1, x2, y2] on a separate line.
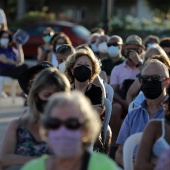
[151, 75, 160, 81]
[107, 43, 118, 47]
[65, 118, 81, 130]
[44, 118, 61, 129]
[43, 34, 50, 36]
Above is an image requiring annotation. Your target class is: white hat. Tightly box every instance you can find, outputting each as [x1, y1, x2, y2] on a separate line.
[0, 8, 7, 30]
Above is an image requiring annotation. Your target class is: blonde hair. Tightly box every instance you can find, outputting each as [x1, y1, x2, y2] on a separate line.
[41, 91, 101, 145]
[27, 67, 71, 122]
[64, 49, 101, 83]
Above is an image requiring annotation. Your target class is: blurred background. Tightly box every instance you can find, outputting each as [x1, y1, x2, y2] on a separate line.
[1, 0, 170, 59]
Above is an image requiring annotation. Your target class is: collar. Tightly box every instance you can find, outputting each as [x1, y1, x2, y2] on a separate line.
[141, 95, 168, 110]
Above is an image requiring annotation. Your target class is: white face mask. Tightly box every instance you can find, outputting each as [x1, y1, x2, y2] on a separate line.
[98, 42, 108, 53]
[91, 43, 98, 53]
[108, 46, 120, 58]
[0, 38, 9, 46]
[59, 61, 66, 73]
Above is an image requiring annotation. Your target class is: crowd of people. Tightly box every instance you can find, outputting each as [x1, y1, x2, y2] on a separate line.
[1, 8, 170, 170]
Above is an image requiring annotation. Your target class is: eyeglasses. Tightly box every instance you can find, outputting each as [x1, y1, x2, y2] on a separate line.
[140, 74, 167, 83]
[43, 33, 52, 37]
[43, 117, 85, 130]
[107, 42, 120, 47]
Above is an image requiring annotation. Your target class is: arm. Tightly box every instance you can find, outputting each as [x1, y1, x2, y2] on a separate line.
[126, 78, 141, 105]
[0, 120, 35, 169]
[0, 54, 17, 65]
[115, 145, 124, 168]
[14, 44, 24, 64]
[134, 121, 159, 170]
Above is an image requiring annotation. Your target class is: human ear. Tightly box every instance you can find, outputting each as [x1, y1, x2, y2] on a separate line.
[164, 78, 170, 88]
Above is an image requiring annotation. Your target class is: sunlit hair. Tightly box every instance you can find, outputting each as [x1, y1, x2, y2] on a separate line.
[144, 44, 168, 63]
[41, 91, 101, 146]
[64, 49, 101, 83]
[53, 34, 72, 52]
[88, 33, 101, 44]
[26, 67, 71, 122]
[76, 44, 94, 54]
[108, 35, 123, 44]
[43, 27, 55, 35]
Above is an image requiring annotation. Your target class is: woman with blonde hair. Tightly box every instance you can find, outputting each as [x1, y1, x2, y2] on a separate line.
[21, 91, 118, 170]
[0, 67, 70, 170]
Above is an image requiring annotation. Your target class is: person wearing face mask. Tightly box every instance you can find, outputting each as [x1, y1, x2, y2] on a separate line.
[0, 30, 27, 79]
[88, 33, 100, 56]
[101, 35, 125, 81]
[21, 91, 119, 170]
[109, 35, 143, 158]
[96, 35, 109, 59]
[37, 27, 55, 62]
[65, 50, 111, 153]
[0, 67, 71, 170]
[143, 35, 160, 50]
[115, 59, 170, 168]
[46, 33, 72, 67]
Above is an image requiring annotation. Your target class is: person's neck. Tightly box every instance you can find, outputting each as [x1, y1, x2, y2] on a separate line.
[74, 80, 90, 92]
[111, 54, 122, 63]
[53, 150, 83, 170]
[146, 93, 166, 118]
[126, 59, 136, 68]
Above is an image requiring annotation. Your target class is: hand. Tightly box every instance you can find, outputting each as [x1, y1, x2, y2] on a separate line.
[128, 50, 141, 65]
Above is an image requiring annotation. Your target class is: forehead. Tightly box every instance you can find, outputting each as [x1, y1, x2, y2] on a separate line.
[39, 85, 59, 94]
[50, 103, 82, 120]
[142, 63, 165, 76]
[99, 36, 107, 42]
[75, 55, 91, 63]
[108, 37, 121, 43]
[124, 44, 141, 49]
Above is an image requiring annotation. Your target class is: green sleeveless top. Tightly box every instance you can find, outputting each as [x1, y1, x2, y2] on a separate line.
[21, 152, 118, 170]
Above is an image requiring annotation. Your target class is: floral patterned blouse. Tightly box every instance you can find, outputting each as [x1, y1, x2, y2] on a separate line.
[15, 121, 49, 156]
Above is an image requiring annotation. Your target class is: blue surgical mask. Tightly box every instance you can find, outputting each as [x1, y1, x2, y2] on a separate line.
[91, 43, 98, 53]
[43, 35, 51, 43]
[108, 46, 119, 58]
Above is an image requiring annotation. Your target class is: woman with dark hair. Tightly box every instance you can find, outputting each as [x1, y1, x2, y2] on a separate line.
[135, 85, 170, 170]
[0, 30, 27, 78]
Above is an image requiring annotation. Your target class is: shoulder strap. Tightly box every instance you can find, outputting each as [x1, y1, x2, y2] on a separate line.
[161, 119, 165, 138]
[81, 151, 91, 170]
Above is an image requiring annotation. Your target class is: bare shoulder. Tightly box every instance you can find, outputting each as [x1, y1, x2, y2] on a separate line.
[5, 119, 20, 132]
[145, 120, 162, 132]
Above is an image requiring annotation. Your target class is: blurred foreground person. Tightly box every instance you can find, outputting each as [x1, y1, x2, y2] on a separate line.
[0, 68, 70, 170]
[21, 91, 118, 170]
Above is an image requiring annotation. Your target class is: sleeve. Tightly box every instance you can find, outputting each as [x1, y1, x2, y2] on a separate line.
[116, 113, 131, 145]
[109, 66, 119, 86]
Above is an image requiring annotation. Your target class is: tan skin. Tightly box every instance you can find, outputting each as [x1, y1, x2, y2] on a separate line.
[45, 103, 88, 170]
[135, 120, 170, 170]
[0, 85, 58, 169]
[0, 32, 24, 65]
[115, 62, 170, 168]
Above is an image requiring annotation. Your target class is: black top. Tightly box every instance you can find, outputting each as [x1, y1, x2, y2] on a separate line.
[101, 56, 125, 76]
[85, 84, 104, 108]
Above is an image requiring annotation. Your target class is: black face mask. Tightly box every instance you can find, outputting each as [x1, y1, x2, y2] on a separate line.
[73, 65, 91, 82]
[141, 80, 163, 99]
[35, 97, 48, 113]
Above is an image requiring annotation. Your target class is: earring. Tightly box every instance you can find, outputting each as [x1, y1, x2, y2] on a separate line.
[82, 136, 88, 143]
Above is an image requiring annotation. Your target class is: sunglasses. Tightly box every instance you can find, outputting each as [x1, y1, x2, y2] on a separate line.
[140, 75, 167, 83]
[43, 33, 52, 37]
[107, 42, 120, 47]
[43, 117, 85, 130]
